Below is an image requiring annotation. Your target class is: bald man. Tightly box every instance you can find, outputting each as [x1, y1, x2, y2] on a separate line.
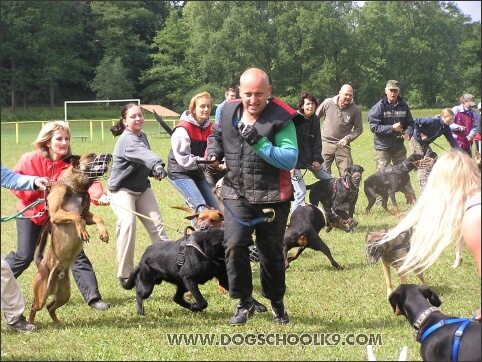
[315, 84, 363, 176]
[207, 68, 298, 325]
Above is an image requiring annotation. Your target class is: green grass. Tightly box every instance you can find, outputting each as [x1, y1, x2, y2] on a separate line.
[1, 110, 480, 361]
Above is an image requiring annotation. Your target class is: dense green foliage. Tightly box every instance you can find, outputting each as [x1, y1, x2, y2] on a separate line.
[1, 1, 481, 112]
[1, 115, 480, 361]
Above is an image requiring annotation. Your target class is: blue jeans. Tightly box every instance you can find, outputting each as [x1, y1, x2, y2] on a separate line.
[169, 177, 220, 211]
[291, 167, 333, 212]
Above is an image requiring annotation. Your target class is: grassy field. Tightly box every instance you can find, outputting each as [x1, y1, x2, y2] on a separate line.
[1, 109, 480, 361]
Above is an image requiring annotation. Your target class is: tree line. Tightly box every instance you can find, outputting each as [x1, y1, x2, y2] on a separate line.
[1, 1, 480, 114]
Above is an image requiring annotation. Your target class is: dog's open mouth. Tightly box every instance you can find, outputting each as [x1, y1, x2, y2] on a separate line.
[365, 244, 382, 264]
[82, 153, 113, 179]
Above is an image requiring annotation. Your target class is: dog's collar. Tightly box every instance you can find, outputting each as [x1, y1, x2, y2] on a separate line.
[59, 178, 85, 193]
[412, 306, 439, 341]
[317, 206, 329, 227]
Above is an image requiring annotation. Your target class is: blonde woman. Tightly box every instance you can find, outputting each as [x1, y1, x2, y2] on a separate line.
[380, 150, 481, 320]
[6, 121, 111, 311]
[410, 108, 460, 192]
[167, 91, 220, 210]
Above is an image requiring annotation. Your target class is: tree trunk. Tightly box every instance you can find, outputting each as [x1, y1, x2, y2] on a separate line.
[10, 59, 16, 113]
[50, 83, 55, 108]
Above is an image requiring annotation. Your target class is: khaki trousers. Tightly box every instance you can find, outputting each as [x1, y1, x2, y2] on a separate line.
[109, 187, 171, 279]
[1, 258, 25, 324]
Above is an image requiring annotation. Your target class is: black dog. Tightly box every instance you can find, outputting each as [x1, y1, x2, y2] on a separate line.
[282, 204, 344, 269]
[308, 164, 364, 219]
[364, 154, 424, 219]
[389, 284, 481, 361]
[120, 227, 267, 316]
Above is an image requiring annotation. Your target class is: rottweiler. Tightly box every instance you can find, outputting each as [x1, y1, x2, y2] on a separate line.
[389, 284, 481, 361]
[282, 204, 344, 269]
[364, 153, 424, 219]
[29, 153, 111, 325]
[307, 164, 364, 219]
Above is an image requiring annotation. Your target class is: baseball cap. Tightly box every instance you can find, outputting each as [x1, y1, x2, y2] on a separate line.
[386, 80, 400, 90]
[463, 94, 476, 107]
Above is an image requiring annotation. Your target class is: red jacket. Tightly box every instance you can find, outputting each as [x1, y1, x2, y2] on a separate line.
[10, 150, 104, 226]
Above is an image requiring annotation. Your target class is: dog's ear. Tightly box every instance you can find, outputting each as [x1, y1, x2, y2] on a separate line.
[419, 285, 442, 307]
[388, 290, 405, 316]
[64, 155, 81, 165]
[185, 214, 199, 221]
[217, 212, 224, 221]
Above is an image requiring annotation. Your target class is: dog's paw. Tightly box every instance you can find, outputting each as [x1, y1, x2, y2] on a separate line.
[189, 303, 205, 312]
[99, 230, 109, 243]
[451, 258, 462, 268]
[78, 228, 90, 242]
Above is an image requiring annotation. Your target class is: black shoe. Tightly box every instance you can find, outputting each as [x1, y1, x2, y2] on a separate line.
[89, 299, 110, 311]
[271, 300, 289, 324]
[230, 300, 254, 325]
[7, 315, 36, 332]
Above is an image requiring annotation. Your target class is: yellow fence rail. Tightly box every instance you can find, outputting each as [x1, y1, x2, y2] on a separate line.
[1, 119, 177, 144]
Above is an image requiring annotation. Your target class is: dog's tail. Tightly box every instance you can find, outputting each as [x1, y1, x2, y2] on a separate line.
[34, 220, 52, 267]
[120, 265, 140, 290]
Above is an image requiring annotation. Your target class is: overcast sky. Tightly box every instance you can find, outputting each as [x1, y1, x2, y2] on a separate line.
[357, 1, 481, 23]
[455, 1, 481, 22]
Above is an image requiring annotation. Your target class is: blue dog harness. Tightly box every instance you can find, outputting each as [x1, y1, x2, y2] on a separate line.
[419, 316, 475, 361]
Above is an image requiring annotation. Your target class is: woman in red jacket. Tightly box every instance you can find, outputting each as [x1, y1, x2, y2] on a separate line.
[5, 121, 110, 311]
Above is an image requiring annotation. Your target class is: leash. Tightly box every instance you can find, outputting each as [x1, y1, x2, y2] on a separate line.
[105, 198, 184, 235]
[222, 199, 275, 227]
[290, 168, 309, 182]
[430, 140, 448, 152]
[1, 198, 46, 222]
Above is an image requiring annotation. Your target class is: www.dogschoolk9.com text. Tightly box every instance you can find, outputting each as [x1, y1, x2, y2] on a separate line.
[166, 333, 383, 346]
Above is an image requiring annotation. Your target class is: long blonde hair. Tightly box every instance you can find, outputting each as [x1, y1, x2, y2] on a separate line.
[33, 121, 72, 158]
[380, 150, 481, 275]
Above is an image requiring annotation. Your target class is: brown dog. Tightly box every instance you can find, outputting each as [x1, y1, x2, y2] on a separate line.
[171, 205, 224, 230]
[29, 153, 111, 325]
[365, 228, 426, 298]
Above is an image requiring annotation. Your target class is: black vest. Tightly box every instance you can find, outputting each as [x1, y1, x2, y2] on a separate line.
[218, 98, 296, 204]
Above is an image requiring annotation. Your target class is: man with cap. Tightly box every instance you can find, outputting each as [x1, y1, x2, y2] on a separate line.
[368, 79, 416, 203]
[451, 94, 478, 156]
